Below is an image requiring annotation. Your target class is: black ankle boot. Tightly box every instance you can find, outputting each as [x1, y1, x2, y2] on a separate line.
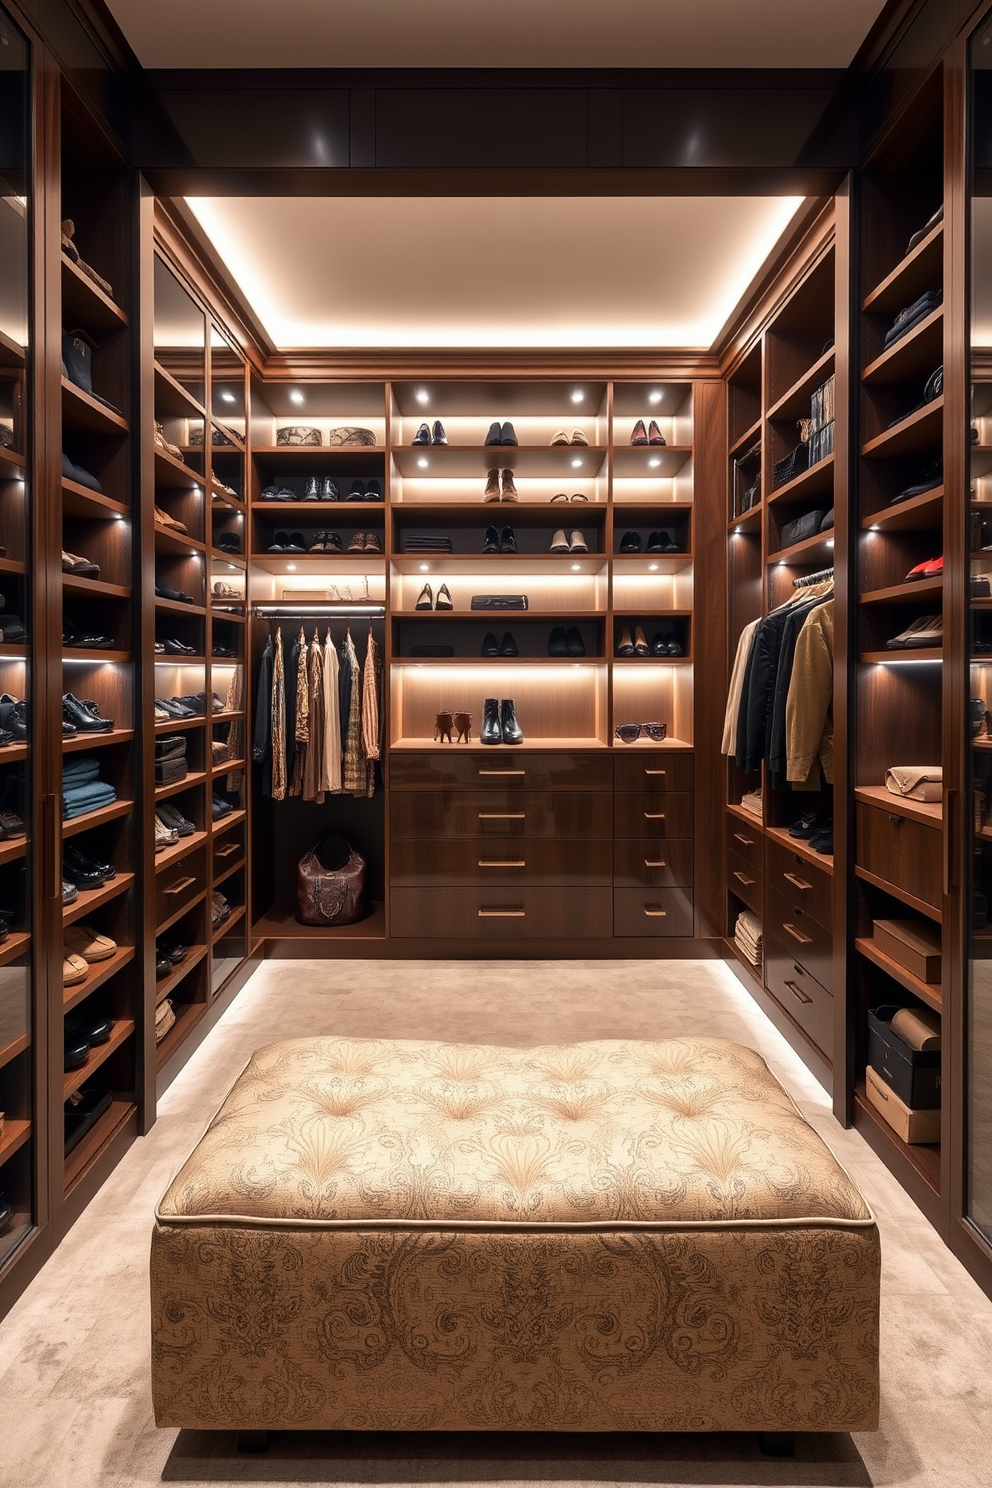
[500, 698, 523, 745]
[480, 697, 501, 745]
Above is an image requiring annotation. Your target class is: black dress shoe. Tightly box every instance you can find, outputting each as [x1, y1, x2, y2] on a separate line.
[646, 532, 665, 553]
[412, 422, 431, 445]
[162, 638, 196, 655]
[620, 531, 642, 553]
[154, 697, 194, 719]
[483, 526, 500, 554]
[658, 532, 681, 553]
[365, 479, 382, 501]
[500, 422, 518, 446]
[268, 532, 288, 552]
[61, 850, 105, 890]
[566, 625, 585, 657]
[284, 533, 306, 553]
[432, 420, 448, 445]
[322, 477, 339, 500]
[303, 477, 320, 500]
[500, 632, 518, 657]
[155, 955, 172, 978]
[63, 626, 113, 649]
[499, 527, 517, 553]
[62, 693, 113, 732]
[65, 843, 114, 880]
[480, 696, 501, 744]
[159, 940, 188, 964]
[212, 794, 233, 819]
[484, 421, 502, 446]
[500, 698, 524, 744]
[66, 1010, 112, 1046]
[548, 626, 568, 657]
[481, 631, 500, 657]
[64, 1031, 91, 1070]
[62, 452, 102, 492]
[651, 633, 667, 656]
[214, 532, 242, 554]
[155, 582, 194, 604]
[347, 480, 366, 501]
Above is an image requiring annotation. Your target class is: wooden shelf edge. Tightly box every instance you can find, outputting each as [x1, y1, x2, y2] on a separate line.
[765, 823, 834, 875]
[155, 945, 209, 1003]
[63, 872, 135, 926]
[63, 1019, 135, 1099]
[64, 1098, 135, 1195]
[854, 936, 942, 1013]
[854, 865, 942, 924]
[855, 784, 942, 826]
[63, 946, 136, 1011]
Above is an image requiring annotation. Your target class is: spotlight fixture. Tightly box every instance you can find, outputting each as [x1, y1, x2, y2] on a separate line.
[570, 390, 584, 403]
[648, 390, 663, 404]
[648, 563, 659, 572]
[287, 564, 296, 572]
[419, 563, 430, 572]
[648, 458, 661, 469]
[220, 390, 236, 404]
[417, 457, 428, 469]
[571, 458, 583, 469]
[289, 389, 305, 405]
[415, 389, 429, 405]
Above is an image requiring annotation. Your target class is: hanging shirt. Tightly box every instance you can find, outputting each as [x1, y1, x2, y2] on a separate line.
[321, 629, 342, 794]
[361, 630, 381, 768]
[252, 635, 273, 796]
[271, 625, 287, 801]
[289, 627, 309, 798]
[303, 631, 325, 803]
[342, 631, 366, 796]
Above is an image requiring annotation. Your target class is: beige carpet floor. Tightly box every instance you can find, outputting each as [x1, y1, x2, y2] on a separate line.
[1, 957, 991, 1488]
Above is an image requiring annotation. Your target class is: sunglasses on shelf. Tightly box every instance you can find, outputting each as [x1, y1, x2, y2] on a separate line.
[614, 722, 667, 744]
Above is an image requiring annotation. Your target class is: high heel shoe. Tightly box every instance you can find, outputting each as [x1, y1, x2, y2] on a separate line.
[634, 625, 649, 656]
[617, 626, 634, 657]
[435, 583, 453, 611]
[415, 583, 433, 611]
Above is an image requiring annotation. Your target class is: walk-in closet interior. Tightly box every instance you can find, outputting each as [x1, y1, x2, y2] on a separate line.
[4, 0, 992, 1354]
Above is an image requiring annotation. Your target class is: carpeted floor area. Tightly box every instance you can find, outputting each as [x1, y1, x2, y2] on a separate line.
[1, 957, 990, 1487]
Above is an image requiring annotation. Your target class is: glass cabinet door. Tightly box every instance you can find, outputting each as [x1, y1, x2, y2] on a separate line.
[0, 4, 34, 1267]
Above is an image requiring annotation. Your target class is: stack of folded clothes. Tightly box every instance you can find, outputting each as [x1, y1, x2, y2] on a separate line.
[741, 789, 762, 817]
[62, 757, 117, 819]
[403, 534, 452, 553]
[734, 908, 763, 970]
[155, 734, 188, 785]
[883, 288, 942, 349]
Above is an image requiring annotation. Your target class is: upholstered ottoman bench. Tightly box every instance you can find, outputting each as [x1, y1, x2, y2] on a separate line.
[151, 1036, 879, 1448]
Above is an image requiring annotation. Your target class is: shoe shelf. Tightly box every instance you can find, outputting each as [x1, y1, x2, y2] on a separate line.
[0, 644, 28, 660]
[765, 823, 834, 875]
[154, 830, 209, 873]
[0, 449, 26, 481]
[765, 453, 835, 507]
[63, 647, 130, 665]
[154, 446, 206, 489]
[213, 807, 247, 837]
[0, 1027, 29, 1072]
[63, 945, 136, 1013]
[155, 1002, 207, 1072]
[156, 888, 207, 941]
[390, 736, 609, 752]
[63, 1017, 135, 1099]
[154, 360, 205, 419]
[63, 872, 136, 926]
[253, 554, 386, 573]
[862, 218, 944, 313]
[0, 742, 30, 764]
[212, 904, 245, 944]
[860, 648, 943, 663]
[155, 526, 206, 557]
[154, 596, 206, 617]
[766, 347, 836, 424]
[156, 945, 209, 1003]
[392, 446, 608, 479]
[765, 529, 837, 568]
[855, 783, 942, 826]
[862, 307, 943, 385]
[61, 573, 131, 601]
[861, 397, 943, 459]
[392, 656, 608, 668]
[155, 770, 208, 802]
[214, 855, 246, 890]
[392, 553, 607, 568]
[861, 487, 944, 531]
[61, 480, 128, 521]
[251, 901, 387, 942]
[0, 837, 27, 868]
[393, 608, 607, 622]
[211, 755, 246, 776]
[613, 655, 692, 667]
[0, 557, 27, 578]
[253, 445, 385, 473]
[612, 554, 693, 574]
[252, 500, 385, 515]
[60, 378, 129, 435]
[861, 576, 943, 605]
[64, 1099, 137, 1197]
[0, 325, 25, 366]
[153, 714, 206, 734]
[61, 254, 128, 331]
[62, 799, 133, 839]
[155, 654, 206, 666]
[729, 419, 762, 459]
[0, 1119, 31, 1165]
[852, 1081, 941, 1196]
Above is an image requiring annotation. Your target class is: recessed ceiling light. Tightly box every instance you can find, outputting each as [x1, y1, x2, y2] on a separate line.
[571, 563, 581, 572]
[220, 390, 236, 404]
[570, 390, 584, 403]
[415, 389, 429, 405]
[287, 563, 296, 572]
[289, 389, 305, 405]
[571, 458, 583, 469]
[648, 391, 663, 405]
[648, 458, 661, 468]
[827, 539, 834, 548]
[648, 563, 659, 572]
[417, 457, 428, 468]
[419, 563, 430, 572]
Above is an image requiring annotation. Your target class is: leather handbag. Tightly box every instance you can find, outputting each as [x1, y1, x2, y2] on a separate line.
[296, 833, 366, 926]
[773, 441, 809, 490]
[780, 509, 829, 547]
[276, 425, 321, 446]
[327, 425, 376, 447]
[471, 594, 529, 610]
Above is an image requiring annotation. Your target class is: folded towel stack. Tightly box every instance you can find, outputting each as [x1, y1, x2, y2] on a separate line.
[62, 757, 117, 819]
[734, 909, 763, 969]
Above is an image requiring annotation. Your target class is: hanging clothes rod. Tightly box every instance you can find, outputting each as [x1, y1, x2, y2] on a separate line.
[793, 566, 834, 588]
[253, 604, 385, 619]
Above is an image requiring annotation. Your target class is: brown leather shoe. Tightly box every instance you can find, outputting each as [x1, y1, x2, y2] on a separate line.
[484, 468, 500, 503]
[500, 469, 518, 501]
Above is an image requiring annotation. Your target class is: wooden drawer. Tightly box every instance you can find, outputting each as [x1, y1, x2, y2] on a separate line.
[613, 837, 693, 889]
[727, 849, 763, 916]
[155, 847, 206, 932]
[726, 817, 762, 870]
[389, 836, 612, 887]
[389, 886, 613, 940]
[613, 791, 693, 839]
[390, 790, 613, 840]
[766, 884, 834, 993]
[856, 801, 942, 913]
[764, 934, 834, 1060]
[613, 886, 694, 937]
[388, 751, 612, 792]
[765, 837, 833, 930]
[613, 751, 693, 793]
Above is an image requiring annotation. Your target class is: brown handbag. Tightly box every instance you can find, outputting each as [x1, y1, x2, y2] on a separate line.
[296, 833, 366, 926]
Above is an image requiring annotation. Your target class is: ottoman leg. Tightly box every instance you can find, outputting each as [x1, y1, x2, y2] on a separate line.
[758, 1432, 795, 1457]
[237, 1430, 270, 1454]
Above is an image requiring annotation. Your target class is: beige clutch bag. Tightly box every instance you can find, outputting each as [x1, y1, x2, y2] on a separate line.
[884, 765, 942, 802]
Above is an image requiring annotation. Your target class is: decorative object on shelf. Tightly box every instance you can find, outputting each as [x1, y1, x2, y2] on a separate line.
[276, 425, 321, 446]
[328, 426, 376, 447]
[614, 721, 667, 744]
[485, 421, 517, 446]
[60, 218, 113, 296]
[471, 594, 528, 610]
[884, 765, 942, 803]
[212, 580, 241, 599]
[296, 833, 367, 926]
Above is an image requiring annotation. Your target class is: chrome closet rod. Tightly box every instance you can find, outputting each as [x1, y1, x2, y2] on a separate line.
[253, 605, 385, 619]
[793, 566, 834, 588]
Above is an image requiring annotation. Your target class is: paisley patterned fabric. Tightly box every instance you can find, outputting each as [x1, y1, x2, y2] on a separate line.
[151, 1037, 880, 1433]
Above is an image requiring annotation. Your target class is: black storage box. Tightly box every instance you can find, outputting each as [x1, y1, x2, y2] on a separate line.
[780, 509, 829, 548]
[868, 1004, 941, 1109]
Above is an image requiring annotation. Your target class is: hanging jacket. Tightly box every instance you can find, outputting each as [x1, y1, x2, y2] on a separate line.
[253, 635, 274, 795]
[271, 625, 287, 800]
[342, 632, 366, 795]
[320, 629, 342, 793]
[722, 619, 760, 755]
[767, 595, 832, 785]
[736, 598, 822, 773]
[303, 632, 325, 803]
[786, 600, 835, 786]
[289, 628, 309, 798]
[361, 630, 380, 765]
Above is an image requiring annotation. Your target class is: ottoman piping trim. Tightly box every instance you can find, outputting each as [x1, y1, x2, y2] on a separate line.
[153, 1210, 878, 1232]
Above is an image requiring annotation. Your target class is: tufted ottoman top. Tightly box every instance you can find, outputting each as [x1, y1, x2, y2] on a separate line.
[157, 1035, 873, 1231]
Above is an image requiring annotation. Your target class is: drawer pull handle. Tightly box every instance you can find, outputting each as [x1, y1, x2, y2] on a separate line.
[783, 872, 812, 891]
[644, 858, 667, 868]
[783, 921, 813, 946]
[478, 812, 525, 820]
[643, 768, 666, 776]
[643, 812, 666, 820]
[478, 769, 525, 776]
[478, 908, 526, 917]
[888, 813, 905, 827]
[163, 875, 196, 896]
[733, 871, 755, 886]
[733, 832, 754, 847]
[478, 859, 526, 868]
[215, 843, 239, 858]
[784, 978, 813, 1006]
[644, 906, 667, 917]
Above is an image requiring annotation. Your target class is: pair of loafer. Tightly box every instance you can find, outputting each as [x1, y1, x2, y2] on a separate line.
[550, 529, 588, 553]
[268, 531, 307, 553]
[548, 626, 585, 657]
[61, 549, 100, 578]
[309, 532, 344, 554]
[214, 532, 242, 554]
[63, 843, 115, 890]
[212, 794, 233, 820]
[413, 421, 447, 446]
[155, 939, 188, 978]
[348, 532, 382, 553]
[485, 421, 517, 446]
[157, 802, 195, 838]
[483, 526, 516, 554]
[155, 581, 194, 604]
[63, 1010, 113, 1068]
[156, 638, 197, 656]
[481, 632, 518, 657]
[303, 477, 341, 500]
[63, 693, 113, 732]
[551, 428, 588, 446]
